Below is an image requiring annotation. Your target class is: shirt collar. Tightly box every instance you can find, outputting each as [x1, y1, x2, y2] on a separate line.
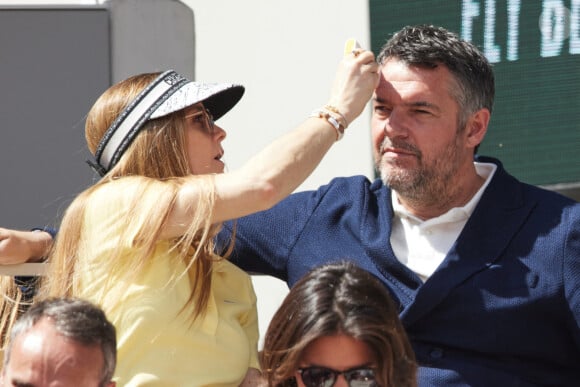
[391, 161, 497, 224]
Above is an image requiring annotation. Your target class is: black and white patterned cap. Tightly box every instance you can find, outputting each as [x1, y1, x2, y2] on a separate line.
[150, 78, 244, 121]
[88, 70, 244, 176]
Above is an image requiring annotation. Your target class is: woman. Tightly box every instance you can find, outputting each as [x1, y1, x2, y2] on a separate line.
[260, 262, 417, 387]
[31, 47, 377, 386]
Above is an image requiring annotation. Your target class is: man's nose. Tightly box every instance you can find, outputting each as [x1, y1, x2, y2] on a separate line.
[383, 109, 409, 138]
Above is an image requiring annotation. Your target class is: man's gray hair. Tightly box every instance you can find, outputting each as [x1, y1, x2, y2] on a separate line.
[3, 297, 117, 387]
[377, 24, 495, 131]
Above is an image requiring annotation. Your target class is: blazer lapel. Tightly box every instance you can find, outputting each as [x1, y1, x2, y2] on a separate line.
[362, 183, 423, 308]
[401, 161, 537, 325]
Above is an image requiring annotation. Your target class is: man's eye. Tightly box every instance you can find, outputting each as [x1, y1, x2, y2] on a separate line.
[374, 106, 391, 115]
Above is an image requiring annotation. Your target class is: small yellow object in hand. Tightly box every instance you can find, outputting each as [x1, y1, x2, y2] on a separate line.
[344, 38, 361, 57]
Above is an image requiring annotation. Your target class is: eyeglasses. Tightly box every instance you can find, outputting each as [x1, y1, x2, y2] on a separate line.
[297, 366, 378, 387]
[185, 108, 215, 133]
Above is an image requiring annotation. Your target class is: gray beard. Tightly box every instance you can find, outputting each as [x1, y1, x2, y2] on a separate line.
[377, 136, 462, 206]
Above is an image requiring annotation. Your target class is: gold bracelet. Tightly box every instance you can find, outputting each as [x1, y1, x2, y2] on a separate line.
[323, 105, 348, 129]
[310, 109, 344, 141]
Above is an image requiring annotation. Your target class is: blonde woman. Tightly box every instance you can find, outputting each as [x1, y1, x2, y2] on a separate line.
[28, 49, 378, 386]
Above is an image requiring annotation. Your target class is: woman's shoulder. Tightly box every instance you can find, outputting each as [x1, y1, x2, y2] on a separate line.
[213, 259, 255, 294]
[214, 257, 251, 279]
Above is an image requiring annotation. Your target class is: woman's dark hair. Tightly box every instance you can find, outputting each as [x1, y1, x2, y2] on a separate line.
[260, 261, 417, 387]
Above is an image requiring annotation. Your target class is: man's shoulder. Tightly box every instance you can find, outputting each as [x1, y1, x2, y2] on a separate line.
[521, 180, 578, 206]
[317, 175, 387, 196]
[282, 175, 390, 219]
[479, 155, 578, 209]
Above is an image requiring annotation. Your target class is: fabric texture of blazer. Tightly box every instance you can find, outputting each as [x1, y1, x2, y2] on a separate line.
[220, 155, 580, 387]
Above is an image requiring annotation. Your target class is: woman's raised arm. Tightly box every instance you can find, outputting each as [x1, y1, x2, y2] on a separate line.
[166, 49, 378, 237]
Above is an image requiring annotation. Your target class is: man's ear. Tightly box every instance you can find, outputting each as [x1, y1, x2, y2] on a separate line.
[465, 108, 490, 148]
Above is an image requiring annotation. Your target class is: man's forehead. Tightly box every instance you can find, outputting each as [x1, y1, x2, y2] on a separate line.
[7, 319, 104, 385]
[14, 318, 54, 353]
[376, 62, 453, 102]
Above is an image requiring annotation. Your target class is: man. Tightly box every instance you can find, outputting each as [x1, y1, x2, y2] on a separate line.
[218, 25, 580, 386]
[1, 298, 117, 387]
[1, 25, 579, 386]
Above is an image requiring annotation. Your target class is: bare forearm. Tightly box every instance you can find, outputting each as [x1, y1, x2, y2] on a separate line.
[213, 118, 336, 218]
[0, 228, 52, 264]
[168, 48, 378, 236]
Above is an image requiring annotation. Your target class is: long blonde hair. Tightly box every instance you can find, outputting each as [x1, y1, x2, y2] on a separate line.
[0, 276, 32, 353]
[39, 72, 232, 322]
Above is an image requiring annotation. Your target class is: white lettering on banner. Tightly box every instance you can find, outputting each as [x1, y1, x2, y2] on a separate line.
[461, 0, 578, 62]
[541, 0, 568, 57]
[570, 0, 579, 54]
[507, 0, 521, 61]
[485, 0, 501, 62]
[462, 0, 480, 42]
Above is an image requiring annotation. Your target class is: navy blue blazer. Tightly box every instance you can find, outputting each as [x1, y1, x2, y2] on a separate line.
[220, 156, 580, 386]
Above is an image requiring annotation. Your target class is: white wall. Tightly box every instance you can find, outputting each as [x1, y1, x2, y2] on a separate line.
[182, 0, 374, 190]
[181, 0, 374, 347]
[3, 0, 374, 347]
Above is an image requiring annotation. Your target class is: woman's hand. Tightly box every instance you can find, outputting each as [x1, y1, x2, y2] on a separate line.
[327, 46, 379, 126]
[170, 44, 380, 236]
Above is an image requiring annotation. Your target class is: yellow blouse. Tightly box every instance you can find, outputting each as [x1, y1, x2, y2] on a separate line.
[74, 177, 259, 386]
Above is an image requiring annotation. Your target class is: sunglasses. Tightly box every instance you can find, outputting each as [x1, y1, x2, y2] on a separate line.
[297, 366, 378, 387]
[185, 108, 215, 133]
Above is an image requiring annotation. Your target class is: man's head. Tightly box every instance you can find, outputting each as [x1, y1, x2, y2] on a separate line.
[1, 298, 116, 387]
[372, 25, 494, 211]
[377, 25, 495, 127]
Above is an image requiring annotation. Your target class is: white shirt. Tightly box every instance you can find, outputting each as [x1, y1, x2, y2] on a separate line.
[390, 162, 497, 282]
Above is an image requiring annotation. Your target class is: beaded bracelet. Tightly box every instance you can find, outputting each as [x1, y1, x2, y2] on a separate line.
[310, 109, 345, 140]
